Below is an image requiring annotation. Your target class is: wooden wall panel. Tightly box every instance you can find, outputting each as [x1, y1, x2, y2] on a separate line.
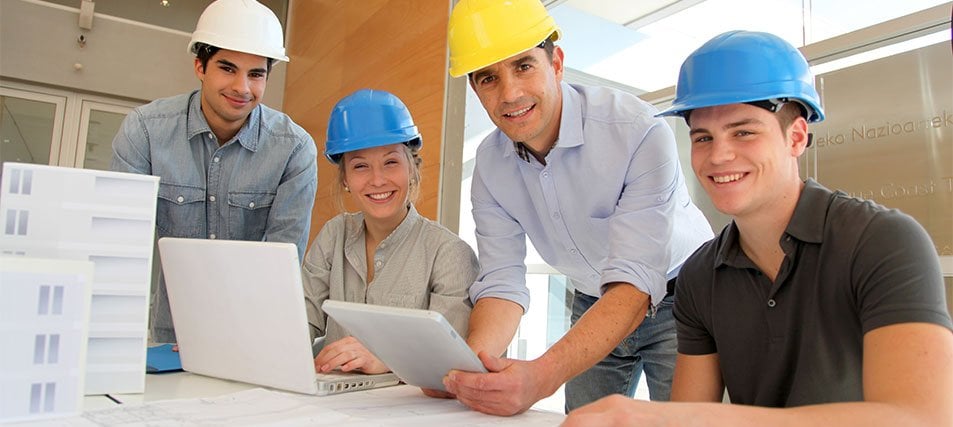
[283, 0, 451, 244]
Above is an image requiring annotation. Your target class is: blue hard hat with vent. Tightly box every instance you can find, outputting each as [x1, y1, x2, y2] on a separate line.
[657, 30, 825, 123]
[325, 89, 422, 164]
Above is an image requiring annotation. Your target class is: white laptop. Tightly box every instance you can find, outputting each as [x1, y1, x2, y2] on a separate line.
[157, 237, 399, 396]
[322, 300, 487, 391]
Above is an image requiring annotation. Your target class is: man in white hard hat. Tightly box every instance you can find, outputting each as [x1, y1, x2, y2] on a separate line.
[440, 0, 713, 416]
[111, 0, 317, 344]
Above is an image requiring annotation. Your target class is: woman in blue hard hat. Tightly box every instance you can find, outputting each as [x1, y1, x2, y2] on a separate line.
[301, 89, 479, 376]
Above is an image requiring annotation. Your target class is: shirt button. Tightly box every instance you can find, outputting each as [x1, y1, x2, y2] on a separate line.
[553, 212, 561, 220]
[542, 172, 549, 178]
[213, 156, 220, 163]
[209, 195, 216, 202]
[767, 299, 776, 307]
[375, 260, 383, 268]
[176, 196, 184, 203]
[248, 202, 255, 208]
[570, 248, 578, 255]
[380, 243, 386, 249]
[209, 234, 217, 239]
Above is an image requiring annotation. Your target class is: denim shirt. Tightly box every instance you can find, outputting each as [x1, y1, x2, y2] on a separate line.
[111, 90, 317, 342]
[469, 82, 714, 309]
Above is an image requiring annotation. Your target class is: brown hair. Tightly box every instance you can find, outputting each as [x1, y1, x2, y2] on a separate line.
[467, 35, 557, 81]
[194, 42, 275, 74]
[775, 102, 805, 132]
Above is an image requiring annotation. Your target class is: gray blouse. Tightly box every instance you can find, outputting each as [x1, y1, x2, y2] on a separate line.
[302, 205, 478, 343]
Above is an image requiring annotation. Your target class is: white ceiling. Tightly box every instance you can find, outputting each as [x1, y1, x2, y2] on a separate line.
[564, 0, 702, 29]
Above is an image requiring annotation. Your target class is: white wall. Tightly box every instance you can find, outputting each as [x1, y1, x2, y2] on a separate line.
[0, 0, 286, 107]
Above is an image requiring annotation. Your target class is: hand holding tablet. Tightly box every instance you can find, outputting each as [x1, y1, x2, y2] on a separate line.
[322, 300, 487, 391]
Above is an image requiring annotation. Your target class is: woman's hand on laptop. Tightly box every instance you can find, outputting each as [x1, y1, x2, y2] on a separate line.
[314, 336, 390, 375]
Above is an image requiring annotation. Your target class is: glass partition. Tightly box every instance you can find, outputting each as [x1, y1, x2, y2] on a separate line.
[809, 41, 952, 256]
[0, 88, 66, 169]
[76, 102, 135, 171]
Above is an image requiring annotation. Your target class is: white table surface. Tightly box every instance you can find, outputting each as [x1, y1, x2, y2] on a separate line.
[69, 371, 565, 426]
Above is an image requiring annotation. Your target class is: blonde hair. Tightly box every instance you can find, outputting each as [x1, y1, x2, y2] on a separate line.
[333, 144, 422, 213]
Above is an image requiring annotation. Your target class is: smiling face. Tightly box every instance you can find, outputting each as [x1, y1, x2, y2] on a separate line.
[688, 103, 809, 220]
[469, 45, 564, 154]
[194, 48, 268, 141]
[341, 143, 415, 229]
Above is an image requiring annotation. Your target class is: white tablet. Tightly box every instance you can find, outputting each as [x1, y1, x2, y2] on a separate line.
[321, 300, 487, 391]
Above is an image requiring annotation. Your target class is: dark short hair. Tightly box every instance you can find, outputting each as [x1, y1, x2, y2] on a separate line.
[467, 35, 557, 81]
[774, 102, 805, 132]
[539, 37, 556, 62]
[193, 42, 275, 74]
[685, 100, 806, 129]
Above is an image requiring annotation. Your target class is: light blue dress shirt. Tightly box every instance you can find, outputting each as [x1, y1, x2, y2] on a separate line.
[111, 90, 317, 342]
[469, 82, 713, 309]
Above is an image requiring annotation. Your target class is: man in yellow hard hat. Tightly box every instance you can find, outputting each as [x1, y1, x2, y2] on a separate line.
[563, 30, 953, 427]
[441, 0, 713, 416]
[110, 0, 317, 344]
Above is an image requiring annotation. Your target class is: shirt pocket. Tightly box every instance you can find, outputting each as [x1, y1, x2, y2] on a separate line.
[156, 183, 205, 237]
[381, 293, 422, 309]
[227, 191, 275, 240]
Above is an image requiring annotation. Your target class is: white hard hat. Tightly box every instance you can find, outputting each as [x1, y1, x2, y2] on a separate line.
[188, 0, 289, 62]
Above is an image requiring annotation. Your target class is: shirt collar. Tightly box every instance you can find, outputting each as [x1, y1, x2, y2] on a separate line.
[712, 179, 829, 269]
[784, 178, 828, 245]
[344, 204, 422, 248]
[186, 89, 261, 152]
[712, 222, 744, 269]
[502, 81, 585, 163]
[557, 81, 584, 150]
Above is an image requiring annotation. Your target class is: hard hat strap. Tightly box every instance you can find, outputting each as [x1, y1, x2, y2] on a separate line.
[746, 98, 809, 120]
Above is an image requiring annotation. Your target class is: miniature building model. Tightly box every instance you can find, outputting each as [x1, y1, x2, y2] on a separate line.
[0, 257, 93, 421]
[0, 163, 159, 395]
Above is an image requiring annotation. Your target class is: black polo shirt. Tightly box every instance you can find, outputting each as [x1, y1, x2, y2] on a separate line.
[674, 179, 952, 407]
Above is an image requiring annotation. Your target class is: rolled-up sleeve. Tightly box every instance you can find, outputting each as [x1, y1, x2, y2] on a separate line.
[301, 226, 333, 341]
[599, 119, 678, 305]
[468, 162, 531, 312]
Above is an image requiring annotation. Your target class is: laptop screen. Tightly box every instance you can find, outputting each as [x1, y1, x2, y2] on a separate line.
[158, 237, 320, 394]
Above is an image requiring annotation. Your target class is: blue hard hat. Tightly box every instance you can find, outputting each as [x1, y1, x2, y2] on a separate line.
[325, 89, 422, 164]
[657, 30, 825, 123]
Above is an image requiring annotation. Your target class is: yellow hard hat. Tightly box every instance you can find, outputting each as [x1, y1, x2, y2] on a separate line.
[448, 0, 561, 78]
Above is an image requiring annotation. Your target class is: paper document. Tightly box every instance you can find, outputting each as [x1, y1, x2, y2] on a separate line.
[7, 386, 564, 426]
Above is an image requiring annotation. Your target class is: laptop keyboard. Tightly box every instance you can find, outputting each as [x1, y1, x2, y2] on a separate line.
[314, 371, 400, 395]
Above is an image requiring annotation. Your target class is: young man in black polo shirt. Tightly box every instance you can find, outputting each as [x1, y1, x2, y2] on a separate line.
[563, 30, 952, 426]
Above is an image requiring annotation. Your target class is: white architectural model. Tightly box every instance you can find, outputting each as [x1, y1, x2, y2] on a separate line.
[0, 257, 92, 422]
[0, 163, 159, 395]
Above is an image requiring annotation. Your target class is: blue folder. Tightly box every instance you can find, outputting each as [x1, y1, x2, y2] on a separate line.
[146, 343, 183, 373]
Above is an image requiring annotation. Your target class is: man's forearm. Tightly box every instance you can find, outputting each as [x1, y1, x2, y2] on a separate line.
[536, 284, 649, 389]
[466, 297, 523, 357]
